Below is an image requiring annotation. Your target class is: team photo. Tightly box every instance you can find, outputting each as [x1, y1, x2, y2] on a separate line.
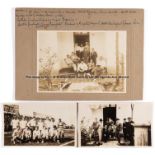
[4, 103, 76, 146]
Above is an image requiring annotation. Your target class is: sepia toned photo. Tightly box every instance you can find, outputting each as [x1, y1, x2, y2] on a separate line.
[79, 102, 152, 147]
[37, 31, 127, 93]
[3, 102, 76, 146]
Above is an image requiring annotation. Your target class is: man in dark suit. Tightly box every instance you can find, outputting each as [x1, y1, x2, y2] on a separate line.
[126, 117, 134, 146]
[123, 118, 127, 141]
[83, 42, 90, 63]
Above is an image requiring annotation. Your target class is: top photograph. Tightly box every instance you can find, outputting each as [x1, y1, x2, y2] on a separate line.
[15, 8, 144, 100]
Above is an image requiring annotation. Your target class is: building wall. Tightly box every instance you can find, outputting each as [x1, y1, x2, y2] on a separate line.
[80, 103, 152, 126]
[57, 32, 74, 68]
[38, 31, 127, 74]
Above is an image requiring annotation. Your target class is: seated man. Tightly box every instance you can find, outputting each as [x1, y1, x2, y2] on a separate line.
[70, 52, 80, 73]
[64, 55, 73, 68]
[23, 126, 31, 143]
[77, 60, 90, 77]
[49, 118, 57, 142]
[40, 126, 49, 143]
[11, 126, 23, 144]
[88, 59, 95, 73]
[33, 126, 41, 143]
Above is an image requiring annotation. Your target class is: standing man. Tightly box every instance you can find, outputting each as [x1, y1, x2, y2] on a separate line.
[75, 43, 83, 59]
[57, 118, 65, 143]
[44, 117, 50, 132]
[83, 42, 90, 63]
[92, 118, 99, 145]
[90, 48, 98, 65]
[49, 118, 56, 141]
[115, 118, 123, 145]
[126, 117, 135, 146]
[98, 118, 103, 145]
[11, 115, 19, 131]
[37, 118, 44, 135]
[123, 118, 127, 141]
[27, 116, 37, 140]
[19, 116, 27, 142]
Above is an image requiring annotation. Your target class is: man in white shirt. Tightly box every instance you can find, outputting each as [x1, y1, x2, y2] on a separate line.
[23, 126, 31, 142]
[33, 126, 41, 142]
[57, 118, 65, 143]
[41, 126, 49, 143]
[19, 116, 27, 141]
[27, 116, 37, 140]
[37, 118, 43, 133]
[11, 125, 21, 144]
[28, 116, 36, 128]
[44, 117, 50, 131]
[77, 60, 90, 77]
[78, 61, 88, 72]
[11, 116, 19, 130]
[19, 116, 27, 130]
[49, 118, 58, 141]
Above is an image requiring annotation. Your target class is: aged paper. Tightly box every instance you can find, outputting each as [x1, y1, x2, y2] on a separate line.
[15, 8, 144, 100]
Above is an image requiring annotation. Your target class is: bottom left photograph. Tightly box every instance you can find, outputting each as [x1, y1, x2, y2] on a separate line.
[3, 102, 77, 146]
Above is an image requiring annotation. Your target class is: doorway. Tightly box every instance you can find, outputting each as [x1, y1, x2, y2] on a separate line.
[74, 32, 90, 46]
[103, 105, 116, 125]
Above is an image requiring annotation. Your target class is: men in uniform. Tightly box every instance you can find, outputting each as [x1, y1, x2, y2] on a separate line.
[27, 116, 37, 140]
[33, 126, 40, 143]
[57, 118, 65, 143]
[19, 116, 27, 141]
[11, 115, 19, 131]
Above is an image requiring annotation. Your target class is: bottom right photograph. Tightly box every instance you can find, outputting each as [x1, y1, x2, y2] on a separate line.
[78, 102, 152, 147]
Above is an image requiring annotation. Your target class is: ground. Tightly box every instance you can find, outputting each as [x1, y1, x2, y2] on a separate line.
[82, 139, 124, 147]
[4, 129, 75, 146]
[39, 78, 124, 92]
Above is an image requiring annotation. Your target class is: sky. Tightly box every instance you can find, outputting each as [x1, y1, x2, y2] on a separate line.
[18, 102, 76, 125]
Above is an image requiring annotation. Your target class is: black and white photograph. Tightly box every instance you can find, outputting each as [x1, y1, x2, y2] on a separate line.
[37, 31, 126, 93]
[3, 102, 76, 146]
[79, 102, 152, 147]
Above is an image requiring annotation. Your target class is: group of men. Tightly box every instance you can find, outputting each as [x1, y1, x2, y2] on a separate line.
[81, 117, 135, 146]
[74, 42, 98, 65]
[11, 115, 65, 145]
[64, 42, 103, 76]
